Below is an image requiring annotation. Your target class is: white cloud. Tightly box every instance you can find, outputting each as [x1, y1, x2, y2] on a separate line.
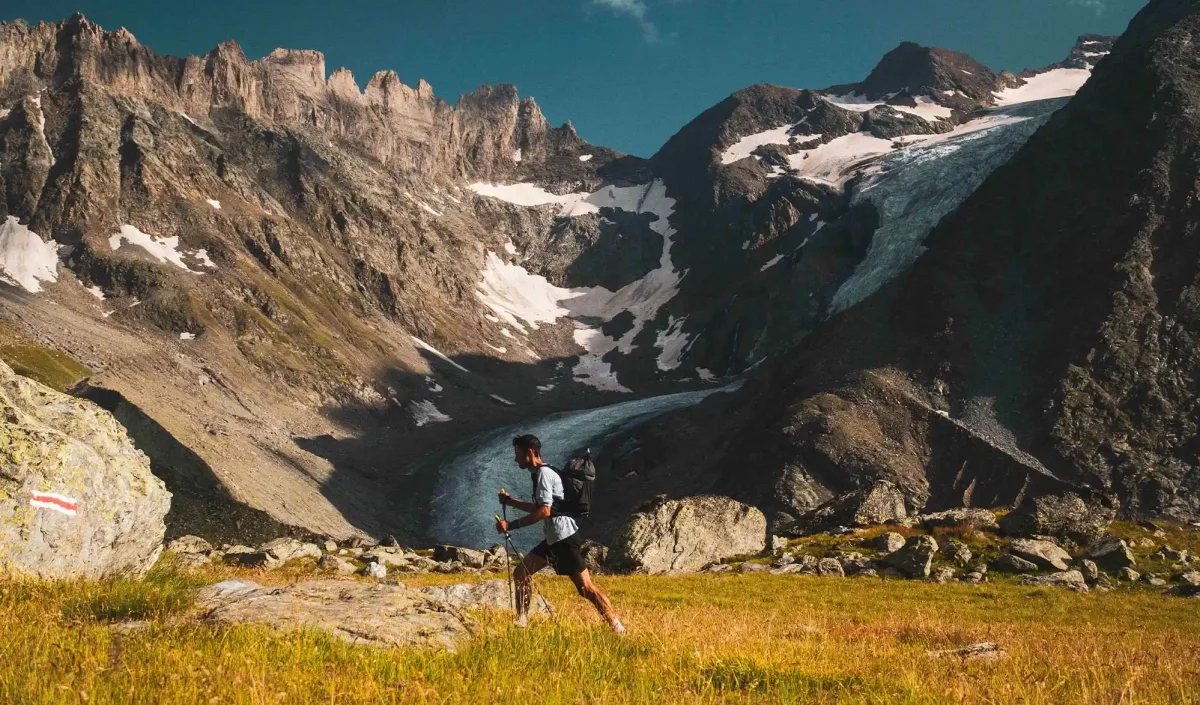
[593, 0, 659, 42]
[1069, 0, 1105, 15]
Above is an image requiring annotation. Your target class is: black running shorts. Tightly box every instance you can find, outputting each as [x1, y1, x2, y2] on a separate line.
[530, 533, 587, 576]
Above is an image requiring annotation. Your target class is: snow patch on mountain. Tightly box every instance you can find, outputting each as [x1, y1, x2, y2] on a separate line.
[206, 199, 221, 209]
[720, 125, 796, 165]
[411, 336, 471, 373]
[0, 217, 59, 293]
[579, 154, 593, 162]
[411, 399, 452, 426]
[472, 180, 682, 392]
[760, 254, 785, 271]
[30, 94, 54, 167]
[994, 68, 1091, 106]
[825, 93, 954, 121]
[654, 315, 691, 371]
[108, 224, 212, 274]
[786, 133, 896, 186]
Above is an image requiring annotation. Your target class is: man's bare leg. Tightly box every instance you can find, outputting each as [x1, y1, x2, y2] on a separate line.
[570, 569, 624, 632]
[513, 552, 548, 627]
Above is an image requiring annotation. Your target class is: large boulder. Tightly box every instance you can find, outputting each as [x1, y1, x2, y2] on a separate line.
[1020, 570, 1089, 593]
[0, 361, 170, 579]
[611, 496, 766, 573]
[883, 535, 939, 578]
[417, 580, 553, 614]
[1087, 537, 1137, 571]
[802, 480, 908, 531]
[196, 579, 474, 648]
[433, 545, 487, 569]
[993, 553, 1040, 573]
[998, 492, 1115, 542]
[260, 538, 323, 564]
[1008, 538, 1072, 571]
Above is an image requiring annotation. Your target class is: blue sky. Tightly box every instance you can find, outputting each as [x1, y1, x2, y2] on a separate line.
[5, 0, 1147, 157]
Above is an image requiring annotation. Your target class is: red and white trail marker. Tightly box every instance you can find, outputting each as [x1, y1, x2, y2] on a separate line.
[29, 491, 78, 516]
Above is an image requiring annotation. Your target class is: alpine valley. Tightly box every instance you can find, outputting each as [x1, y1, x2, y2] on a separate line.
[1, 4, 1195, 555]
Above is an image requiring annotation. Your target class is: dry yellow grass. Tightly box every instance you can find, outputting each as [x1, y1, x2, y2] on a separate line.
[0, 559, 1198, 704]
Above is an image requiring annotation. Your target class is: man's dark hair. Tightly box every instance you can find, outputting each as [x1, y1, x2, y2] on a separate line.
[512, 434, 542, 455]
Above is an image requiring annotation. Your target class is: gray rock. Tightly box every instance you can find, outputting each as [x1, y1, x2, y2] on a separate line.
[361, 548, 411, 568]
[1143, 574, 1167, 587]
[883, 535, 938, 578]
[196, 579, 473, 649]
[167, 536, 213, 555]
[931, 567, 956, 583]
[432, 560, 467, 574]
[417, 580, 552, 614]
[939, 538, 973, 565]
[611, 496, 767, 573]
[1008, 538, 1072, 571]
[961, 571, 987, 584]
[927, 642, 1005, 661]
[739, 562, 769, 573]
[817, 558, 845, 577]
[1117, 567, 1141, 582]
[1087, 537, 1136, 571]
[875, 531, 906, 554]
[363, 562, 387, 579]
[1153, 546, 1190, 562]
[838, 554, 875, 575]
[261, 538, 323, 564]
[323, 540, 338, 553]
[1178, 571, 1200, 587]
[853, 568, 879, 578]
[994, 553, 1040, 573]
[433, 545, 487, 569]
[0, 361, 170, 579]
[173, 552, 212, 569]
[318, 554, 358, 575]
[579, 540, 609, 573]
[769, 564, 805, 575]
[916, 508, 998, 530]
[1020, 569, 1089, 593]
[1079, 559, 1099, 583]
[775, 552, 796, 567]
[804, 480, 908, 530]
[998, 492, 1114, 542]
[770, 535, 788, 554]
[223, 551, 280, 568]
[705, 563, 734, 573]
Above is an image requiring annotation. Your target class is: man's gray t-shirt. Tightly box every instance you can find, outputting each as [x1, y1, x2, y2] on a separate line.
[533, 465, 578, 545]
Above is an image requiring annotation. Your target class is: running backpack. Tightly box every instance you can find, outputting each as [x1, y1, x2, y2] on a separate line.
[547, 450, 596, 519]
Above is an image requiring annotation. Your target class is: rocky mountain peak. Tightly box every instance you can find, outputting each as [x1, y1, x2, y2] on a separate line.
[1050, 34, 1117, 71]
[847, 41, 998, 102]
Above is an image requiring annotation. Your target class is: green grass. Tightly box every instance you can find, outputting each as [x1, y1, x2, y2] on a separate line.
[0, 558, 1198, 703]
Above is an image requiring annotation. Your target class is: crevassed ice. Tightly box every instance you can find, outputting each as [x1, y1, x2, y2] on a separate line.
[0, 216, 59, 293]
[828, 96, 1072, 315]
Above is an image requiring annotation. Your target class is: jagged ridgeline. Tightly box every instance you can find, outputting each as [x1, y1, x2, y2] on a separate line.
[4, 9, 1166, 548]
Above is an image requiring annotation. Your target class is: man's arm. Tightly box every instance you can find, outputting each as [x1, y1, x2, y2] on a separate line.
[499, 492, 541, 514]
[501, 504, 550, 532]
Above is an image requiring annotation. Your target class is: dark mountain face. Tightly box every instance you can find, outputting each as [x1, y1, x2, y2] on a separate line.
[834, 41, 999, 102]
[602, 0, 1200, 535]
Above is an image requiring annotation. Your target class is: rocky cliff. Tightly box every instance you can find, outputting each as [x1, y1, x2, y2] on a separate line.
[600, 0, 1200, 534]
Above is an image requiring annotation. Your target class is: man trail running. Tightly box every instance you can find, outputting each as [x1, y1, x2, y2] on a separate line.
[495, 434, 625, 633]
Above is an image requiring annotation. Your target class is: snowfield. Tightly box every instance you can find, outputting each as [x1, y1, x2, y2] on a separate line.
[0, 217, 59, 293]
[994, 68, 1092, 106]
[470, 179, 683, 392]
[108, 225, 213, 274]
